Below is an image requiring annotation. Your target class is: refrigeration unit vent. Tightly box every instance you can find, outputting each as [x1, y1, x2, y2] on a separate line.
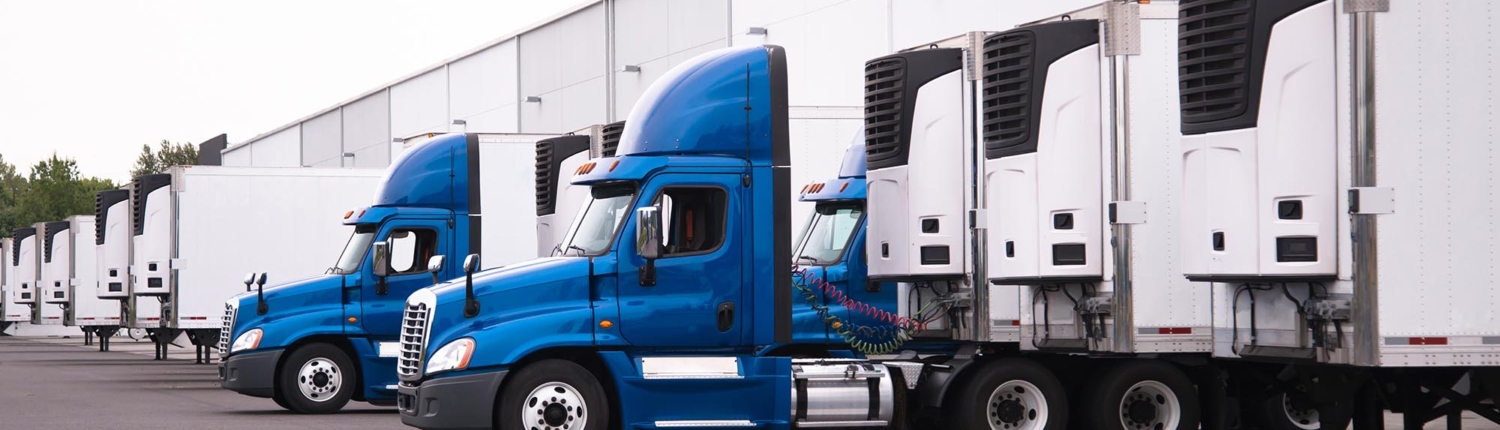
[43, 221, 68, 263]
[533, 136, 590, 216]
[12, 228, 33, 266]
[600, 121, 626, 157]
[863, 57, 907, 170]
[1178, 0, 1254, 128]
[95, 189, 129, 245]
[981, 31, 1035, 158]
[131, 174, 171, 236]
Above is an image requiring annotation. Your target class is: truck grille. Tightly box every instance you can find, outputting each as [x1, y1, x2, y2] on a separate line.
[981, 31, 1035, 158]
[600, 121, 625, 157]
[219, 301, 237, 358]
[1178, 0, 1253, 125]
[863, 57, 906, 170]
[398, 300, 433, 378]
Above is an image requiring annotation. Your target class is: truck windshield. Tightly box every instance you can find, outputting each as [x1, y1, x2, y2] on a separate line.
[559, 184, 636, 256]
[793, 203, 863, 266]
[331, 224, 377, 274]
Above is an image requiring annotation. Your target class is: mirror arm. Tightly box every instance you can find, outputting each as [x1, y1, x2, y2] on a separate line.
[463, 269, 480, 318]
[639, 259, 657, 287]
[255, 278, 268, 315]
[375, 277, 388, 295]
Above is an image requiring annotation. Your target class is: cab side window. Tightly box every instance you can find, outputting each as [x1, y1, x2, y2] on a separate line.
[387, 229, 439, 275]
[655, 187, 727, 257]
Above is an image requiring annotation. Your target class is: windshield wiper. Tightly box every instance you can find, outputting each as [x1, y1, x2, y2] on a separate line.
[796, 255, 822, 264]
[567, 245, 588, 256]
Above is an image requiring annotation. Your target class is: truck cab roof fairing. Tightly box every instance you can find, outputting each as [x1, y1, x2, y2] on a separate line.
[373, 132, 475, 214]
[616, 45, 790, 168]
[802, 136, 869, 203]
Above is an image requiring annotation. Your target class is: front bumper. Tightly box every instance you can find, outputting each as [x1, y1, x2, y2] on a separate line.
[219, 349, 283, 398]
[398, 370, 508, 430]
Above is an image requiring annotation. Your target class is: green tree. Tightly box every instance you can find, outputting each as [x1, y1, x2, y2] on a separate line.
[14, 154, 115, 228]
[130, 139, 198, 178]
[0, 154, 27, 233]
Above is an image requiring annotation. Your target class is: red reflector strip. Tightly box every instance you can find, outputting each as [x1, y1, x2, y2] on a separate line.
[145, 317, 160, 321]
[1158, 327, 1192, 335]
[81, 318, 95, 320]
[45, 317, 60, 320]
[1409, 337, 1448, 345]
[1009, 320, 1021, 326]
[187, 316, 208, 320]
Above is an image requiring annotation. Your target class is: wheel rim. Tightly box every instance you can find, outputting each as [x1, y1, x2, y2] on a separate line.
[1118, 380, 1181, 430]
[1280, 393, 1320, 429]
[986, 380, 1048, 430]
[521, 381, 588, 430]
[296, 357, 342, 402]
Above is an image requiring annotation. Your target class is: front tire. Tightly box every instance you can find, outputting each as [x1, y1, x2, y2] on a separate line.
[497, 359, 609, 430]
[949, 358, 1069, 430]
[276, 343, 355, 414]
[1083, 360, 1201, 430]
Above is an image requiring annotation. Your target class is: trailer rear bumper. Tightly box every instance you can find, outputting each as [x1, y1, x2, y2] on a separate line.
[218, 349, 282, 398]
[398, 370, 507, 430]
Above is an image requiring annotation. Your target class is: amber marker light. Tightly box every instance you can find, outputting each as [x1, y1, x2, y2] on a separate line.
[599, 320, 614, 329]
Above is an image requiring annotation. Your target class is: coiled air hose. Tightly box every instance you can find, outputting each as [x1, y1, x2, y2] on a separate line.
[791, 264, 935, 355]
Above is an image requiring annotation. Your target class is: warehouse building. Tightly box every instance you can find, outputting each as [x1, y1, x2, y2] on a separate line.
[222, 0, 1097, 171]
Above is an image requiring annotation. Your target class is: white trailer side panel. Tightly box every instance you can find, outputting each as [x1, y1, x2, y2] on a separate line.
[0, 238, 15, 322]
[1370, 0, 1500, 366]
[65, 217, 114, 327]
[171, 167, 384, 329]
[475, 134, 554, 270]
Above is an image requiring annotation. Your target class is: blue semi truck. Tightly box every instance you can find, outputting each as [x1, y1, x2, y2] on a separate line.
[217, 133, 563, 413]
[394, 44, 949, 430]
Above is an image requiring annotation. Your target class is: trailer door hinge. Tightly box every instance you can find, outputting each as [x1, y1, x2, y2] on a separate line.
[1348, 187, 1395, 214]
[1109, 201, 1147, 225]
[968, 209, 986, 229]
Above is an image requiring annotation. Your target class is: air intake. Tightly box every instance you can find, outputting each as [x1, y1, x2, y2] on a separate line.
[95, 189, 129, 245]
[533, 135, 590, 216]
[600, 121, 625, 157]
[981, 31, 1035, 158]
[131, 174, 171, 236]
[1178, 0, 1323, 134]
[12, 228, 33, 266]
[982, 20, 1098, 159]
[862, 49, 962, 171]
[43, 221, 68, 264]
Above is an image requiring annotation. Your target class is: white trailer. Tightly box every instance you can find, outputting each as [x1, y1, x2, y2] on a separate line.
[88, 189, 133, 350]
[129, 166, 383, 361]
[0, 237, 12, 330]
[14, 222, 64, 326]
[41, 215, 120, 347]
[1176, 0, 1500, 427]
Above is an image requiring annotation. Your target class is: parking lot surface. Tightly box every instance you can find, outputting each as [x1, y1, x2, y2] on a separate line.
[0, 335, 1494, 430]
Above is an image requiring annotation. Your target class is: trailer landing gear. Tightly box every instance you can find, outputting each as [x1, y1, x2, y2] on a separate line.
[95, 326, 117, 352]
[147, 328, 180, 360]
[185, 329, 220, 364]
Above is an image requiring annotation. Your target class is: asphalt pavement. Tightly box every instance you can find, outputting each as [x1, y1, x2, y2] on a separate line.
[0, 335, 1494, 430]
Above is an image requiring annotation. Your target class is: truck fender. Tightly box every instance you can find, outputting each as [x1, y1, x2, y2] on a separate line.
[918, 357, 974, 408]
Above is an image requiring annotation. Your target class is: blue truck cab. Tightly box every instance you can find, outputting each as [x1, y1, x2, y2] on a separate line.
[219, 133, 505, 413]
[398, 45, 907, 430]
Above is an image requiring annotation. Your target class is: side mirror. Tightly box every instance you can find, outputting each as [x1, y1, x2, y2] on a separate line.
[463, 254, 480, 273]
[635, 206, 662, 286]
[256, 273, 267, 287]
[243, 272, 257, 292]
[371, 241, 391, 278]
[635, 206, 663, 260]
[426, 255, 446, 274]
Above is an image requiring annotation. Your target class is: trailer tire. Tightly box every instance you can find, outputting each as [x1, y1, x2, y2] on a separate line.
[1256, 389, 1352, 430]
[948, 358, 1068, 430]
[497, 359, 609, 430]
[1084, 360, 1200, 430]
[277, 343, 354, 414]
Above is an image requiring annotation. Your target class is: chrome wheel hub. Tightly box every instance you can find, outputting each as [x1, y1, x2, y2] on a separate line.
[1119, 380, 1180, 430]
[522, 381, 588, 430]
[296, 357, 342, 402]
[987, 380, 1047, 430]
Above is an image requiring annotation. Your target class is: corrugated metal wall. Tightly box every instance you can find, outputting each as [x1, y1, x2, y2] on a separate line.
[223, 0, 1102, 168]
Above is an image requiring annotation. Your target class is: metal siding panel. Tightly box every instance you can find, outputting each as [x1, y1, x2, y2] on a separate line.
[889, 0, 1102, 49]
[614, 42, 725, 120]
[343, 90, 391, 157]
[732, 0, 889, 106]
[450, 40, 519, 132]
[251, 125, 302, 167]
[221, 147, 251, 167]
[520, 4, 606, 116]
[301, 110, 343, 167]
[352, 141, 390, 168]
[392, 68, 450, 139]
[559, 77, 608, 132]
[615, 0, 728, 68]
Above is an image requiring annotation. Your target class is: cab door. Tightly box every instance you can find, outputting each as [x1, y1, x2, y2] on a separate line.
[360, 219, 448, 340]
[617, 173, 745, 347]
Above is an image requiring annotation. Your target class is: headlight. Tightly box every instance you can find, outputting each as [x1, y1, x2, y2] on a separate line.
[231, 328, 263, 353]
[425, 338, 476, 375]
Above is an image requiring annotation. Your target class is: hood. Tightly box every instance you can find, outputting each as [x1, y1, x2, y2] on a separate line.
[427, 257, 590, 307]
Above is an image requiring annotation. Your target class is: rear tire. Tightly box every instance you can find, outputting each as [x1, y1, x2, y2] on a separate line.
[497, 359, 609, 430]
[276, 343, 355, 414]
[1082, 360, 1200, 430]
[1256, 388, 1353, 430]
[949, 358, 1069, 430]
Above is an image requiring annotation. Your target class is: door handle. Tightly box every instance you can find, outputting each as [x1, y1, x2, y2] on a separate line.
[717, 302, 734, 332]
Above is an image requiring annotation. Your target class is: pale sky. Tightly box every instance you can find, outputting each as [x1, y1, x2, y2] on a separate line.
[0, 0, 580, 183]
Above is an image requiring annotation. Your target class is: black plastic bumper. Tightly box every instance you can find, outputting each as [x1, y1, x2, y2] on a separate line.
[398, 370, 507, 430]
[219, 349, 282, 398]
